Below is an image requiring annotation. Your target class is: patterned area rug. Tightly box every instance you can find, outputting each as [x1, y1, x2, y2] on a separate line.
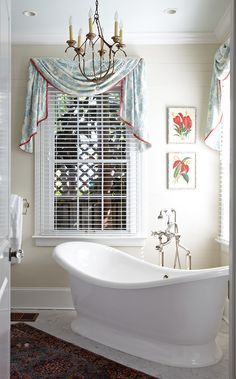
[11, 323, 158, 379]
[11, 312, 39, 322]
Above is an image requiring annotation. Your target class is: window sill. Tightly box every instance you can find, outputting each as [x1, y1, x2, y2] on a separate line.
[215, 238, 229, 247]
[32, 235, 147, 247]
[215, 237, 229, 256]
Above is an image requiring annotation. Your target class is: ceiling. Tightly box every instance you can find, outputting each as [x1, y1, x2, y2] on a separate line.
[12, 0, 231, 45]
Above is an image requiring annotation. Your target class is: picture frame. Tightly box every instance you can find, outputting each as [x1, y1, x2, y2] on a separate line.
[167, 107, 196, 144]
[167, 152, 196, 189]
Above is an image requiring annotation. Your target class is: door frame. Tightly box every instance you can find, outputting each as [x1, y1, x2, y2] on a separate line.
[230, 1, 236, 378]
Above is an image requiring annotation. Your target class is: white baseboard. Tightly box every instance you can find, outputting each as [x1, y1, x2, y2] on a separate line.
[11, 287, 74, 310]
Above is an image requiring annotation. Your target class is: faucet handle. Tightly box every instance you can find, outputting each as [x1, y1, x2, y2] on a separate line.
[151, 230, 164, 237]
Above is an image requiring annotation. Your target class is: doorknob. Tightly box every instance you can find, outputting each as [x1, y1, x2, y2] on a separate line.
[9, 249, 24, 262]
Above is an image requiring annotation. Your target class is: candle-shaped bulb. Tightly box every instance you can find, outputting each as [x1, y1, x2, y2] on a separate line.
[69, 16, 73, 40]
[78, 28, 82, 47]
[89, 8, 93, 33]
[114, 11, 119, 37]
[119, 20, 123, 44]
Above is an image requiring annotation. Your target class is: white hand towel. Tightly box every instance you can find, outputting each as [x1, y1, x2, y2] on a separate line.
[10, 194, 23, 252]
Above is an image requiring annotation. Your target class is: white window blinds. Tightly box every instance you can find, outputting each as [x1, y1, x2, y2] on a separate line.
[219, 74, 230, 244]
[35, 86, 140, 237]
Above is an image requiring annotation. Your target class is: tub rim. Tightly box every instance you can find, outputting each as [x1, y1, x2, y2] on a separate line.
[53, 241, 229, 289]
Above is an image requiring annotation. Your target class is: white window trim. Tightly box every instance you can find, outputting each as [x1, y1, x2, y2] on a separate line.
[217, 74, 230, 248]
[33, 89, 147, 247]
[215, 237, 229, 247]
[32, 235, 148, 247]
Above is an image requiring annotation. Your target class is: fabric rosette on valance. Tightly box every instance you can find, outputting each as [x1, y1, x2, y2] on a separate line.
[205, 38, 230, 151]
[19, 57, 151, 153]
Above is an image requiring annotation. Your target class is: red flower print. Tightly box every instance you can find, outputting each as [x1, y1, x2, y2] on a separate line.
[173, 159, 181, 169]
[181, 163, 189, 173]
[172, 111, 193, 140]
[183, 115, 192, 130]
[173, 156, 191, 184]
[173, 115, 181, 128]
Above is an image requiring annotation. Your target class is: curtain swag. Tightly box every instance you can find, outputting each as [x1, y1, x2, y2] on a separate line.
[19, 57, 151, 153]
[205, 38, 230, 151]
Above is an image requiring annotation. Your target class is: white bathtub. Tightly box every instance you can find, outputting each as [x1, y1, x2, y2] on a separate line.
[53, 241, 229, 368]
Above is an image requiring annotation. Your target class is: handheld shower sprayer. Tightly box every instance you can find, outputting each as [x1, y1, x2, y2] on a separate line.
[157, 209, 168, 219]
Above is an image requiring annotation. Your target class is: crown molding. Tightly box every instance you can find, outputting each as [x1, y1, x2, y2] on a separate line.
[214, 5, 231, 43]
[12, 31, 219, 46]
[125, 32, 218, 45]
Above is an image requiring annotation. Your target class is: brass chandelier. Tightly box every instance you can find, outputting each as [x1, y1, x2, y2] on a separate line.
[65, 0, 127, 83]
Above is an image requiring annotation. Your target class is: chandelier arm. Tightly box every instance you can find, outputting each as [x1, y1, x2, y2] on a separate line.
[98, 50, 113, 79]
[80, 39, 87, 49]
[79, 56, 94, 82]
[93, 36, 101, 46]
[83, 39, 88, 58]
[119, 49, 127, 57]
[92, 48, 99, 83]
[112, 45, 127, 59]
[102, 40, 113, 49]
[99, 56, 102, 79]
[82, 54, 89, 80]
[110, 49, 115, 75]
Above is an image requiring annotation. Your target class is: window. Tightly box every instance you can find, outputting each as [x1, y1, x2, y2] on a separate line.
[219, 74, 230, 244]
[35, 86, 144, 246]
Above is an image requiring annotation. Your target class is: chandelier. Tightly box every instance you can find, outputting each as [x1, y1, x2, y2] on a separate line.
[65, 0, 127, 83]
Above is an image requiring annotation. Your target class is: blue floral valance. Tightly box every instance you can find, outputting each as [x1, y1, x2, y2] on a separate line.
[19, 57, 151, 153]
[205, 38, 230, 150]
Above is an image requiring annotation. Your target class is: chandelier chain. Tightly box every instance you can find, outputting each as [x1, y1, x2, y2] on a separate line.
[94, 0, 99, 20]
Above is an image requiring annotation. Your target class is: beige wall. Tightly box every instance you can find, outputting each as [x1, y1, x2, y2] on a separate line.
[11, 44, 220, 287]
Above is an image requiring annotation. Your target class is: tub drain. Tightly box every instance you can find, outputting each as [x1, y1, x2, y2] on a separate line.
[163, 274, 169, 279]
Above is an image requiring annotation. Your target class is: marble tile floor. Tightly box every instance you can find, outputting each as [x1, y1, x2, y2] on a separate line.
[12, 310, 229, 379]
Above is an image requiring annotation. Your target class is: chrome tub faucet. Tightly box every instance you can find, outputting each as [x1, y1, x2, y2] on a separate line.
[152, 209, 192, 269]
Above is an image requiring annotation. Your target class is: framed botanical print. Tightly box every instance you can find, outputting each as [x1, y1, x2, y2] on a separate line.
[167, 152, 196, 189]
[167, 107, 196, 144]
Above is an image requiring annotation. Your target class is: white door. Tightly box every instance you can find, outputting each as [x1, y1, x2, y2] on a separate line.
[0, 0, 11, 378]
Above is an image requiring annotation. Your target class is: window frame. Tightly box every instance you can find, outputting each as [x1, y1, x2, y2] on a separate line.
[33, 86, 147, 247]
[217, 73, 230, 247]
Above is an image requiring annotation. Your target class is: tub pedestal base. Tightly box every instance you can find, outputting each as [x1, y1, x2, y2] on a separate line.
[71, 314, 223, 368]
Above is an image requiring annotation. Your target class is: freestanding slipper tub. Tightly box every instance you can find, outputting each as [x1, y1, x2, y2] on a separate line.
[53, 241, 229, 368]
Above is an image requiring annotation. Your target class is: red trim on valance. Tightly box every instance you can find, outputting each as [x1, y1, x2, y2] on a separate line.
[223, 70, 230, 81]
[204, 112, 223, 142]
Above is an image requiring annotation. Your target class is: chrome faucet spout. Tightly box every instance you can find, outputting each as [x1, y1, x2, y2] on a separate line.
[171, 208, 177, 223]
